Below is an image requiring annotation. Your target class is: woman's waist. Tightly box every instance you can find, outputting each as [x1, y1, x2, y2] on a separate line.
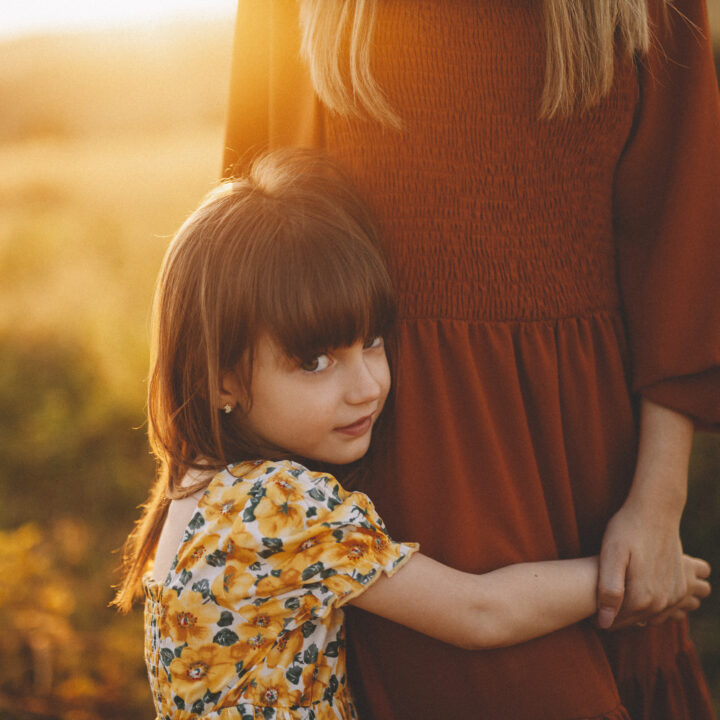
[387, 244, 621, 322]
[393, 274, 621, 323]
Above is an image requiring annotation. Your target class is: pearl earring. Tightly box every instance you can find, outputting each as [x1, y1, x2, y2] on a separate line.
[223, 403, 233, 414]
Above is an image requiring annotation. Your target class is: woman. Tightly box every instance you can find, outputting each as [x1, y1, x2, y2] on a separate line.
[222, 2, 720, 718]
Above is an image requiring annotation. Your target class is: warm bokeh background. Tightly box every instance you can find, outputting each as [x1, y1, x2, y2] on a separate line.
[0, 7, 718, 719]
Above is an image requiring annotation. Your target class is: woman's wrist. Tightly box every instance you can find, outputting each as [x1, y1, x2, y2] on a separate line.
[628, 397, 693, 516]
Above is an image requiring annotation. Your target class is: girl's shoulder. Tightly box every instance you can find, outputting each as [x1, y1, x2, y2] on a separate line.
[198, 459, 364, 537]
[226, 458, 338, 488]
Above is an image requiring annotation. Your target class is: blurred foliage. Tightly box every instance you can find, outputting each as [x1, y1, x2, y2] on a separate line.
[0, 523, 148, 719]
[0, 16, 235, 719]
[0, 11, 718, 720]
[684, 433, 720, 710]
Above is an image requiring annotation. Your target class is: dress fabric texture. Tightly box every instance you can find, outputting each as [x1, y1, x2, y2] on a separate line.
[143, 460, 417, 719]
[223, 1, 720, 718]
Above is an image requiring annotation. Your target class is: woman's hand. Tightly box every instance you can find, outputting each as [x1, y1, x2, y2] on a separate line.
[597, 496, 685, 629]
[596, 398, 697, 629]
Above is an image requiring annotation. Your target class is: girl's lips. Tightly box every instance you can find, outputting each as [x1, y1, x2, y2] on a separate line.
[335, 415, 373, 437]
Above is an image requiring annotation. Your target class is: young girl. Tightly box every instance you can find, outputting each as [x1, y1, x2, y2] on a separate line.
[114, 149, 710, 720]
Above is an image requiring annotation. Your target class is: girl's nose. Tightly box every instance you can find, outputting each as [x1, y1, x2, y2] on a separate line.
[345, 353, 386, 406]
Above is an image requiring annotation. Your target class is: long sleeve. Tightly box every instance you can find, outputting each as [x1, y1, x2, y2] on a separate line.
[614, 0, 720, 426]
[222, 0, 322, 177]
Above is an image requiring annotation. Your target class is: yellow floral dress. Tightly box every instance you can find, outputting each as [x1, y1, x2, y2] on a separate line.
[143, 459, 418, 720]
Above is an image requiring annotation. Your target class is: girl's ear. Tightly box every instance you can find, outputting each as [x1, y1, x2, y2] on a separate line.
[218, 369, 244, 413]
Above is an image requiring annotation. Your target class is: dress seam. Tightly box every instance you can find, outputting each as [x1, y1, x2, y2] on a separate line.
[399, 306, 623, 327]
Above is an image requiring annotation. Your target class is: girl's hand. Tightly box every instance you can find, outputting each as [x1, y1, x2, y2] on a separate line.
[652, 554, 711, 626]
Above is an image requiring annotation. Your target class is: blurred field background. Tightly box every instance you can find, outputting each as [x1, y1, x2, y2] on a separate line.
[0, 6, 719, 719]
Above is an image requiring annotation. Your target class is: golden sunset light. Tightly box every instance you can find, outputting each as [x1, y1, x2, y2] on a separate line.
[1, 3, 719, 719]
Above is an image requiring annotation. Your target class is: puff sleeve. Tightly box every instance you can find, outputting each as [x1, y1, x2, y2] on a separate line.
[203, 461, 418, 616]
[614, 0, 720, 426]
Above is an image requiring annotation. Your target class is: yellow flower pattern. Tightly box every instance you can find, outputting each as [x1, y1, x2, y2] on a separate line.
[143, 460, 417, 720]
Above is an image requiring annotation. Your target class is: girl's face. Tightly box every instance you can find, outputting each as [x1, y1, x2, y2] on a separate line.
[224, 335, 390, 465]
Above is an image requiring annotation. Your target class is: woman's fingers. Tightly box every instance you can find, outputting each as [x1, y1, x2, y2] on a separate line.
[597, 542, 629, 629]
[597, 554, 710, 631]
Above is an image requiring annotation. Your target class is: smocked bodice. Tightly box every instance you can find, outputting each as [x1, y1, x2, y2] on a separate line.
[325, 1, 639, 322]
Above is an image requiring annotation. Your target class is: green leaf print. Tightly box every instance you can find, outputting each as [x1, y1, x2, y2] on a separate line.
[160, 648, 174, 667]
[262, 707, 276, 720]
[213, 628, 240, 646]
[284, 597, 301, 610]
[217, 610, 234, 627]
[262, 537, 283, 551]
[242, 499, 260, 523]
[320, 567, 337, 579]
[332, 529, 344, 543]
[325, 641, 339, 658]
[303, 643, 319, 665]
[308, 488, 326, 502]
[173, 695, 185, 710]
[187, 512, 205, 531]
[191, 579, 213, 601]
[191, 699, 204, 715]
[301, 561, 324, 581]
[353, 569, 376, 585]
[258, 537, 284, 558]
[327, 485, 343, 511]
[301, 620, 316, 638]
[323, 674, 340, 703]
[248, 478, 267, 494]
[205, 549, 227, 567]
[286, 665, 302, 684]
[179, 569, 192, 586]
[306, 506, 318, 518]
[203, 689, 222, 705]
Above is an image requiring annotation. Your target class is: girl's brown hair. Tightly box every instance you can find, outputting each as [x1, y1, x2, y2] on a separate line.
[113, 149, 395, 611]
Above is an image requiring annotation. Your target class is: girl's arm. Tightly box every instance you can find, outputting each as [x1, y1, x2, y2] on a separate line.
[350, 552, 710, 650]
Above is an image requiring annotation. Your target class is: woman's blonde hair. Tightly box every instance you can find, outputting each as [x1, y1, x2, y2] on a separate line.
[113, 149, 395, 611]
[298, 0, 656, 123]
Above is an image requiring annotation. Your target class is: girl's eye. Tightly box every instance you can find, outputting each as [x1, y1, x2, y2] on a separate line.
[300, 354, 331, 373]
[364, 336, 383, 350]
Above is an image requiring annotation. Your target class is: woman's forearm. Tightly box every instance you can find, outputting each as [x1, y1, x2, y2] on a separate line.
[596, 397, 694, 627]
[626, 397, 693, 513]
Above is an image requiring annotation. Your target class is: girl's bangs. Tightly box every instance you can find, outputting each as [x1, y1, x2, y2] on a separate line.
[256, 228, 395, 360]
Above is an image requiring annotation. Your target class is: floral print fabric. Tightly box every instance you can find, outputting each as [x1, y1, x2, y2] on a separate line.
[143, 459, 417, 719]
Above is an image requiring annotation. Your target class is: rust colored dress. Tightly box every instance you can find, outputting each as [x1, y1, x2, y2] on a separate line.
[223, 1, 720, 718]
